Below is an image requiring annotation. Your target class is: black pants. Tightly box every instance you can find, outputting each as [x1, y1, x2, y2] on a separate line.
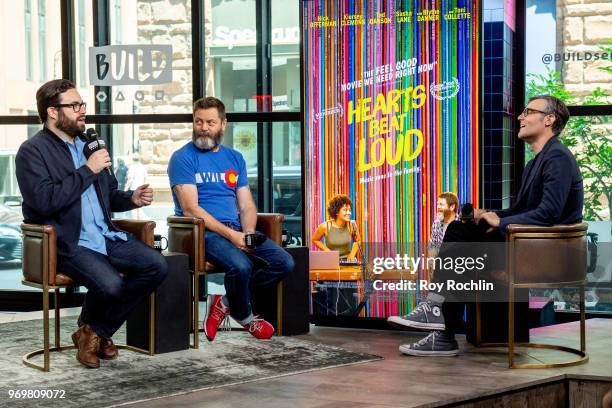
[431, 220, 505, 336]
[58, 236, 168, 339]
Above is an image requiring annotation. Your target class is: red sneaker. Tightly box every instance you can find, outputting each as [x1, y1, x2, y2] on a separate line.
[243, 316, 275, 339]
[204, 295, 229, 341]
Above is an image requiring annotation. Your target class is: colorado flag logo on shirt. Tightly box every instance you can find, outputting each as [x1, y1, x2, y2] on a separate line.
[194, 169, 239, 188]
[225, 169, 238, 188]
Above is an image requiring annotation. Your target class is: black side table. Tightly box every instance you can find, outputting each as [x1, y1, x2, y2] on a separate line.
[252, 246, 309, 336]
[127, 251, 190, 353]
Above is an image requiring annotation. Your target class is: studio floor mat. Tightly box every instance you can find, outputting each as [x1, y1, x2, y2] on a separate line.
[0, 318, 381, 407]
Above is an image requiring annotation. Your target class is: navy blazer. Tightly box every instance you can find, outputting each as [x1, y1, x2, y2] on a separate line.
[495, 136, 583, 233]
[15, 127, 136, 258]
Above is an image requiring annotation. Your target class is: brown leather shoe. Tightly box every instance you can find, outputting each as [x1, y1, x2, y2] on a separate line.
[71, 324, 100, 368]
[98, 338, 119, 360]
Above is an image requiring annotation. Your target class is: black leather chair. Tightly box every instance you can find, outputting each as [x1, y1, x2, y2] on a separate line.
[167, 213, 286, 348]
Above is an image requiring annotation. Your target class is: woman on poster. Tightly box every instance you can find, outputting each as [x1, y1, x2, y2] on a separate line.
[311, 194, 361, 261]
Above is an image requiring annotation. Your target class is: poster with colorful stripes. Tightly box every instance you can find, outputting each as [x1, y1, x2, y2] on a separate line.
[303, 0, 480, 318]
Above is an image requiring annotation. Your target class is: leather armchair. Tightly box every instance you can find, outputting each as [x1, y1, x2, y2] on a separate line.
[21, 219, 157, 371]
[476, 222, 588, 368]
[167, 213, 285, 348]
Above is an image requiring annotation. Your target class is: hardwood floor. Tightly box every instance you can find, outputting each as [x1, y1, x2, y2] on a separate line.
[124, 318, 612, 408]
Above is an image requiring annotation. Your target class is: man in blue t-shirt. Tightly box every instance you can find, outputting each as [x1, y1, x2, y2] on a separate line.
[168, 97, 294, 341]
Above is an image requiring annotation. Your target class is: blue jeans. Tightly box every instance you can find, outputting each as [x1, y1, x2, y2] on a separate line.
[204, 226, 294, 322]
[58, 235, 168, 339]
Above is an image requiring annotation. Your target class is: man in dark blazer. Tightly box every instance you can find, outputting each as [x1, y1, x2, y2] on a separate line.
[15, 79, 167, 368]
[479, 96, 583, 233]
[389, 95, 583, 356]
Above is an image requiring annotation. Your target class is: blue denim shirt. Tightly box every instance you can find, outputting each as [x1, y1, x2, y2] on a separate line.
[65, 138, 127, 255]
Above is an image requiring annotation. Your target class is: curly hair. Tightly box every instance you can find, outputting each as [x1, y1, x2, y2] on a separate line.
[327, 194, 352, 220]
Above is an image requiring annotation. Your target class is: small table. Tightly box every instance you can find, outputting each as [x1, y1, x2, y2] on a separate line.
[126, 251, 190, 354]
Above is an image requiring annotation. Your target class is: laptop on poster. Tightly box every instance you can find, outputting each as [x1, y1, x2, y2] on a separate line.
[309, 250, 340, 270]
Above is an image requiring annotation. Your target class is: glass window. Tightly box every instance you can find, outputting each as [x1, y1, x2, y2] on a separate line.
[77, 0, 87, 88]
[271, 0, 300, 111]
[37, 0, 47, 82]
[0, 0, 61, 115]
[205, 0, 257, 112]
[74, 0, 193, 115]
[0, 124, 30, 290]
[272, 122, 302, 245]
[112, 121, 259, 237]
[25, 0, 33, 81]
[525, 0, 612, 105]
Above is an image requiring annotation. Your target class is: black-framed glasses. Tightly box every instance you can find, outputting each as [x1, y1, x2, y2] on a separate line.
[53, 102, 87, 112]
[520, 107, 550, 117]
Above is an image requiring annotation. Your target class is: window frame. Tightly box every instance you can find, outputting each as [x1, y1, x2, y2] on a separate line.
[0, 0, 303, 305]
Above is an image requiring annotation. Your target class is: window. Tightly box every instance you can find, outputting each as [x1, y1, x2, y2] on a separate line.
[524, 0, 612, 314]
[205, 0, 258, 112]
[0, 125, 30, 290]
[112, 121, 260, 238]
[272, 122, 302, 245]
[78, 0, 87, 87]
[113, 0, 121, 44]
[24, 0, 33, 81]
[525, 0, 612, 105]
[0, 0, 303, 303]
[37, 0, 47, 82]
[271, 0, 300, 111]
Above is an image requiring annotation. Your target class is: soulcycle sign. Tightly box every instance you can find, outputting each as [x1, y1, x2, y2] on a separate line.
[89, 45, 173, 86]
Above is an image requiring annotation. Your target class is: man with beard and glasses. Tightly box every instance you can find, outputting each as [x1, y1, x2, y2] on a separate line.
[168, 97, 294, 341]
[15, 79, 168, 368]
[387, 95, 583, 357]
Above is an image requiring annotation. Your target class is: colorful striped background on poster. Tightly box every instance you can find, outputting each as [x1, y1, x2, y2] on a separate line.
[303, 0, 480, 317]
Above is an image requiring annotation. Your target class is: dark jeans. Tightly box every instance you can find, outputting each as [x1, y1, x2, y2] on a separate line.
[204, 226, 294, 322]
[58, 235, 168, 339]
[432, 220, 506, 336]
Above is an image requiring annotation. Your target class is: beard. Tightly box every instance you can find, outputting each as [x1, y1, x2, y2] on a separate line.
[192, 128, 223, 151]
[56, 110, 85, 137]
[437, 209, 453, 220]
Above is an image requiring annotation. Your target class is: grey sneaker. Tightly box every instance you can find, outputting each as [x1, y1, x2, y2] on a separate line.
[399, 331, 459, 356]
[387, 300, 445, 330]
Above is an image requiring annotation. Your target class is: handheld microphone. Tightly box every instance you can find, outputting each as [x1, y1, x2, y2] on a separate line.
[83, 128, 111, 175]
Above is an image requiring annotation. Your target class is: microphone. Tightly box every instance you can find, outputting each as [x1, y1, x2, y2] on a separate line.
[83, 128, 111, 175]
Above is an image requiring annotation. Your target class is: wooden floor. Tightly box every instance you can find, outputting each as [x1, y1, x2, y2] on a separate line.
[124, 319, 612, 408]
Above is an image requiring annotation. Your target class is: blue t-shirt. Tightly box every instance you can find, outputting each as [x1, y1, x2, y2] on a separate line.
[168, 142, 248, 227]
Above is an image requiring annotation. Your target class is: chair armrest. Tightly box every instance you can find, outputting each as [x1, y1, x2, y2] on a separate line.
[256, 213, 284, 245]
[112, 219, 156, 247]
[506, 223, 588, 237]
[167, 216, 205, 273]
[21, 223, 58, 286]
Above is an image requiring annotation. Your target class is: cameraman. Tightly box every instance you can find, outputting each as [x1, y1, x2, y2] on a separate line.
[168, 97, 294, 341]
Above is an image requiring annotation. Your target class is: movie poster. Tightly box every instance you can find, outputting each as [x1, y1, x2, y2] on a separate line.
[303, 0, 480, 317]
